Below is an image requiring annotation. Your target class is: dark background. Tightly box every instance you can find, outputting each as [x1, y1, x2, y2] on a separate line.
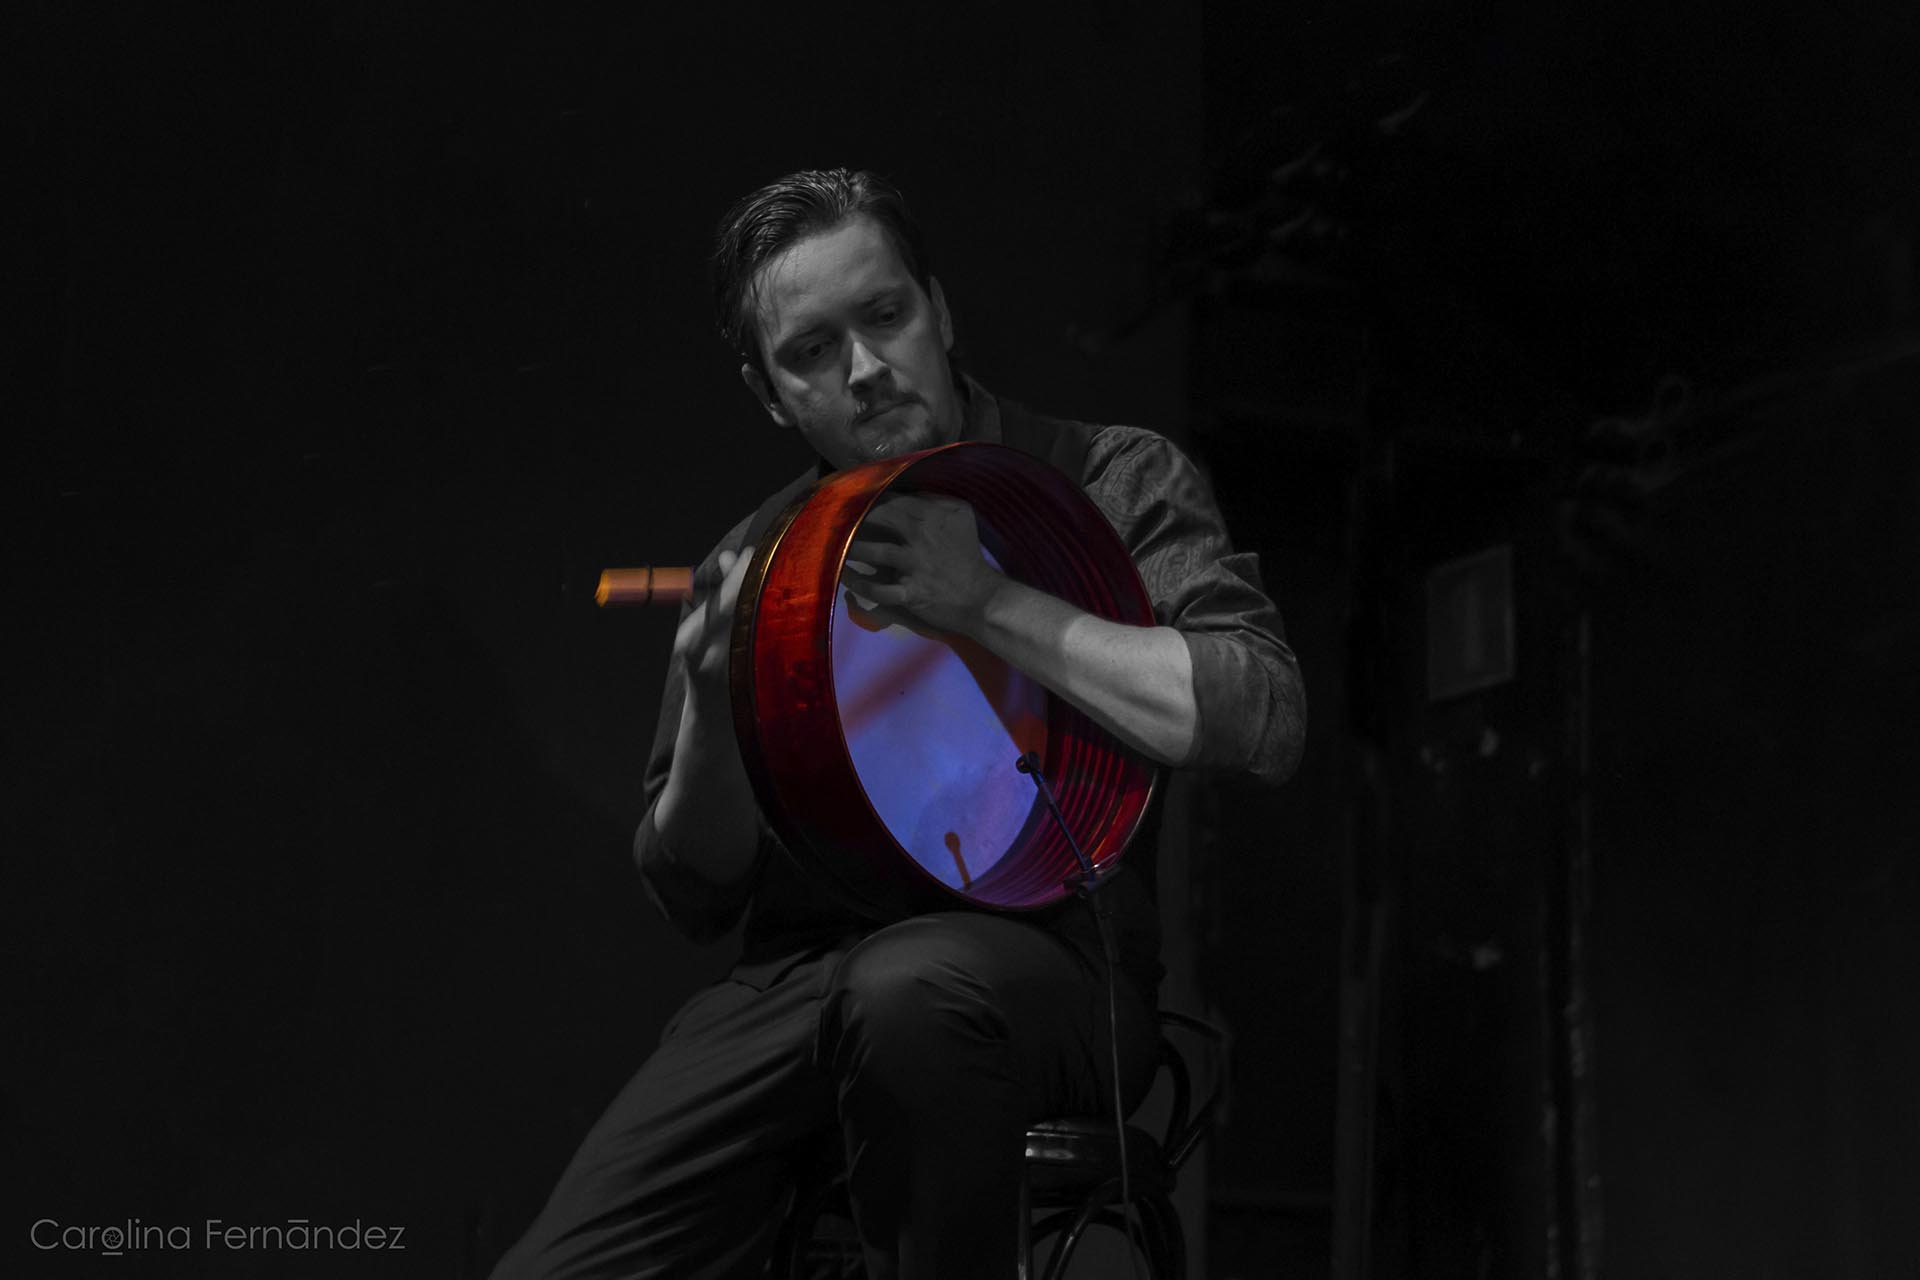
[8, 1, 1917, 1277]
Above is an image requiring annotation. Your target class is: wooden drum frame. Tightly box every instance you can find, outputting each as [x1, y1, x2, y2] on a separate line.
[730, 441, 1158, 922]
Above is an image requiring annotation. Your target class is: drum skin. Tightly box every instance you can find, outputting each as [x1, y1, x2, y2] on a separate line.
[730, 441, 1158, 922]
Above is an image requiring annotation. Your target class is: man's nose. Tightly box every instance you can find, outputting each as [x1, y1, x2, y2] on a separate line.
[847, 337, 889, 389]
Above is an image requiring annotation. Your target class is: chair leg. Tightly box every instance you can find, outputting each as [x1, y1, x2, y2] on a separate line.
[1100, 1194, 1180, 1280]
[1038, 1195, 1183, 1280]
[1043, 1179, 1174, 1280]
[1039, 1185, 1107, 1280]
[783, 1166, 1191, 1280]
[1139, 1192, 1184, 1280]
[773, 1175, 862, 1280]
[1017, 1169, 1033, 1280]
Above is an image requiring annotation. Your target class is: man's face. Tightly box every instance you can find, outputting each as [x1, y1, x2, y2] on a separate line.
[741, 215, 962, 471]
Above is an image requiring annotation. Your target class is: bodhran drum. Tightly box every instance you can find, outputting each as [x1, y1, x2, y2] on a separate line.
[730, 441, 1158, 922]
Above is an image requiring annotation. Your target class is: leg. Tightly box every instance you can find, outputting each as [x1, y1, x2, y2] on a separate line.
[817, 912, 1160, 1280]
[491, 960, 839, 1280]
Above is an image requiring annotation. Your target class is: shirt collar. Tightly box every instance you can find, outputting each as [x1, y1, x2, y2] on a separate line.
[957, 371, 1003, 446]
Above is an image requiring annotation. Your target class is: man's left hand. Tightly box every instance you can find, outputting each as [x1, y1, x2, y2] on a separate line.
[842, 493, 1003, 638]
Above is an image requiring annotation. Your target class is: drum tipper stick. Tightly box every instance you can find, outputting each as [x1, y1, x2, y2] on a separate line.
[594, 567, 698, 607]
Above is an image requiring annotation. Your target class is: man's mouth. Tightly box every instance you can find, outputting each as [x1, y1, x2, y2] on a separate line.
[855, 396, 916, 426]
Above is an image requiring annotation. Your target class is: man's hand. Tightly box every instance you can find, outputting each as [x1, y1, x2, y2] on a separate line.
[674, 547, 755, 697]
[842, 494, 1006, 638]
[651, 546, 762, 893]
[843, 494, 1199, 767]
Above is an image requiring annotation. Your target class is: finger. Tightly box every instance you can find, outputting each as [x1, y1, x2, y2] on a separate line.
[686, 554, 731, 596]
[841, 586, 912, 631]
[841, 557, 901, 599]
[887, 492, 972, 520]
[673, 604, 708, 659]
[716, 544, 755, 616]
[853, 581, 908, 609]
[840, 586, 945, 641]
[855, 500, 919, 538]
[674, 546, 754, 658]
[844, 538, 911, 568]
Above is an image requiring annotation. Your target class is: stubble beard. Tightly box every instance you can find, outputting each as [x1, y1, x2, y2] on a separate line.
[853, 400, 935, 460]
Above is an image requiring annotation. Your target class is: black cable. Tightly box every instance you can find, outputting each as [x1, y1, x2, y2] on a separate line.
[1017, 754, 1149, 1280]
[1094, 902, 1148, 1280]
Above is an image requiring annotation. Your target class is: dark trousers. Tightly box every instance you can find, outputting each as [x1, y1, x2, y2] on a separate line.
[489, 911, 1160, 1280]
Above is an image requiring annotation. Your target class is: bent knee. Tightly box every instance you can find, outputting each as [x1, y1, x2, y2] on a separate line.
[818, 921, 1014, 1077]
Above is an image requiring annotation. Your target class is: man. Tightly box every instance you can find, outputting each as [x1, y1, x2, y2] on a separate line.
[493, 169, 1304, 1278]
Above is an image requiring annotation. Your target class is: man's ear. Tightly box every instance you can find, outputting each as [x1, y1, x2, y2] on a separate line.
[740, 362, 794, 428]
[930, 277, 954, 352]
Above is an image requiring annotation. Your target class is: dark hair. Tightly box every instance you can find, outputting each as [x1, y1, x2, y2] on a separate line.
[711, 168, 933, 371]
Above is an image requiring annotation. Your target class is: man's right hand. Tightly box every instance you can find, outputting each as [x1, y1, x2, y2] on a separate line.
[649, 545, 764, 896]
[674, 547, 755, 700]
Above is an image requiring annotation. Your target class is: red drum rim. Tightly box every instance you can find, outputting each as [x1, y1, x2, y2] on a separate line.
[730, 441, 1159, 921]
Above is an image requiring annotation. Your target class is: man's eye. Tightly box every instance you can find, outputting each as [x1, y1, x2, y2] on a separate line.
[873, 306, 901, 326]
[793, 338, 831, 365]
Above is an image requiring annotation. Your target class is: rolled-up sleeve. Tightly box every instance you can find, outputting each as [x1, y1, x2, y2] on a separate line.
[1086, 427, 1306, 786]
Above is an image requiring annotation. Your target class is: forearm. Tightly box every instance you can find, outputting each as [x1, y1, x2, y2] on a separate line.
[960, 575, 1198, 766]
[653, 692, 761, 882]
[847, 430, 1305, 787]
[633, 543, 765, 940]
[960, 570, 1307, 786]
